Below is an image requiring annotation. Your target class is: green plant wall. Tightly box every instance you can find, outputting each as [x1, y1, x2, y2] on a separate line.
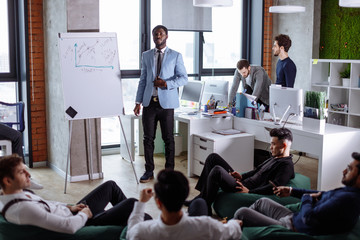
[320, 0, 360, 59]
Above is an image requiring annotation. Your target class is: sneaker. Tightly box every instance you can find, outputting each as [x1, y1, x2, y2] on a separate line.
[29, 178, 44, 189]
[140, 171, 154, 183]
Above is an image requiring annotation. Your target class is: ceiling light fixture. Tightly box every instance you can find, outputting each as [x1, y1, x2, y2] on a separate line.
[193, 0, 233, 7]
[339, 0, 360, 7]
[269, 5, 306, 13]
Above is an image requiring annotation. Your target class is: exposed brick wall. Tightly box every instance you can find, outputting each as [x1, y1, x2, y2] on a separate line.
[263, 0, 273, 81]
[28, 0, 47, 162]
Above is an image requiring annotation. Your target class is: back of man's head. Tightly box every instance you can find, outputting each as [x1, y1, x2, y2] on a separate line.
[154, 169, 189, 212]
[237, 59, 250, 70]
[270, 128, 293, 143]
[0, 154, 23, 189]
[275, 34, 292, 52]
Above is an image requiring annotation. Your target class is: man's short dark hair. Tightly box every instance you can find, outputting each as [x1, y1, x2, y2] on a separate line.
[152, 25, 168, 35]
[154, 169, 189, 212]
[0, 154, 23, 189]
[269, 128, 293, 143]
[275, 34, 292, 52]
[237, 59, 250, 70]
[352, 152, 360, 173]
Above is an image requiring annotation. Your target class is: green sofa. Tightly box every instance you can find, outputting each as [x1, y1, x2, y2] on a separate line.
[213, 173, 311, 219]
[240, 203, 360, 240]
[0, 214, 124, 240]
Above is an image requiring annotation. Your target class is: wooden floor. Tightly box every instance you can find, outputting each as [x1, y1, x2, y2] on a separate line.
[30, 151, 318, 219]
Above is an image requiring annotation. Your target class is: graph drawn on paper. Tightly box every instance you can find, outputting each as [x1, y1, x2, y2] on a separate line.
[58, 32, 124, 120]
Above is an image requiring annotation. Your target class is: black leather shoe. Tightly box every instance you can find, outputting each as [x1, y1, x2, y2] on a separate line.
[140, 171, 154, 183]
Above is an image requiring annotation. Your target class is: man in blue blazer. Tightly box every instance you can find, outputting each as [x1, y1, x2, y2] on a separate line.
[134, 25, 188, 183]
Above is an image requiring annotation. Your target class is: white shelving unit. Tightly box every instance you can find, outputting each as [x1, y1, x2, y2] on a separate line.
[310, 59, 360, 128]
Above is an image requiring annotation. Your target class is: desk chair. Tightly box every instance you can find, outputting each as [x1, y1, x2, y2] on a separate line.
[0, 101, 25, 132]
[0, 101, 25, 157]
[0, 140, 12, 156]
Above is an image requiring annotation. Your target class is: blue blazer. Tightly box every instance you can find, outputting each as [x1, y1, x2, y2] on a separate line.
[135, 48, 188, 109]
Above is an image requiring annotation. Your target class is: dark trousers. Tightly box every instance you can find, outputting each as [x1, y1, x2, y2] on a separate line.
[195, 153, 238, 208]
[0, 123, 24, 159]
[142, 99, 174, 172]
[188, 198, 209, 216]
[78, 181, 149, 226]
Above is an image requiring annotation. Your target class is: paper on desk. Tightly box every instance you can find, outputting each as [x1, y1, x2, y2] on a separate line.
[212, 129, 244, 135]
[243, 92, 257, 102]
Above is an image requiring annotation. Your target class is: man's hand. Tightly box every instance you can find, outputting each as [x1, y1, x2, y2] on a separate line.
[68, 203, 87, 213]
[229, 171, 242, 181]
[81, 207, 93, 219]
[235, 181, 249, 193]
[234, 219, 243, 227]
[274, 186, 291, 197]
[310, 191, 322, 203]
[134, 104, 141, 116]
[153, 77, 167, 88]
[140, 188, 154, 203]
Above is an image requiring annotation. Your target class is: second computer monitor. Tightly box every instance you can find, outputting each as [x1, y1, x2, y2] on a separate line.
[201, 79, 229, 108]
[180, 80, 204, 111]
[269, 85, 303, 124]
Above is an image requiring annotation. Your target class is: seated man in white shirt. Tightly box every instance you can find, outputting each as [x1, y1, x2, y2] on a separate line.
[126, 169, 243, 240]
[0, 154, 146, 234]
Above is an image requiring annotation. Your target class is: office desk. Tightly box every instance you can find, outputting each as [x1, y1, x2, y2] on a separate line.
[233, 117, 360, 191]
[120, 113, 233, 177]
[175, 113, 233, 176]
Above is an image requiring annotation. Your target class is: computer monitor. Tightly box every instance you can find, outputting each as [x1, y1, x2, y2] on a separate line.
[179, 80, 204, 111]
[201, 80, 229, 108]
[269, 85, 303, 125]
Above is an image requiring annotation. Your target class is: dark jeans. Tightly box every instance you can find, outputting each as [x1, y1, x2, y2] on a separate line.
[78, 181, 149, 226]
[0, 123, 24, 159]
[195, 153, 238, 209]
[142, 98, 174, 172]
[187, 198, 209, 217]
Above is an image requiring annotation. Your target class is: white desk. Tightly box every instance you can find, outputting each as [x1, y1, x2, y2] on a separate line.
[175, 113, 233, 177]
[233, 117, 360, 191]
[119, 112, 233, 178]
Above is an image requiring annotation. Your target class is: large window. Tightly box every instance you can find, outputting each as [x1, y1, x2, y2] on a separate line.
[99, 0, 140, 70]
[203, 1, 242, 69]
[0, 0, 10, 73]
[0, 0, 18, 102]
[99, 1, 245, 147]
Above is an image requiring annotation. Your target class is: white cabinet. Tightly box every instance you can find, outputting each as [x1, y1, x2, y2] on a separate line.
[310, 59, 360, 128]
[192, 132, 254, 176]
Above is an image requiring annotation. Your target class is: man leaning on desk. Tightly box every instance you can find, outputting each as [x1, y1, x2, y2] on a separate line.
[229, 59, 272, 111]
[185, 127, 294, 215]
[133, 25, 188, 183]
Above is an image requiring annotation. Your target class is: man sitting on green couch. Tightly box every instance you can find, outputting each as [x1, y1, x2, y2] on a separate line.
[0, 154, 149, 234]
[186, 127, 294, 214]
[234, 152, 360, 236]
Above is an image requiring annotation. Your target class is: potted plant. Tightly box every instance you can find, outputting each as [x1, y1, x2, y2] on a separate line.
[303, 91, 326, 132]
[340, 64, 351, 87]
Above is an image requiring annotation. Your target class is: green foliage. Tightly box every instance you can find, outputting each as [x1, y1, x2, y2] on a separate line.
[340, 64, 351, 78]
[320, 0, 360, 59]
[305, 91, 326, 120]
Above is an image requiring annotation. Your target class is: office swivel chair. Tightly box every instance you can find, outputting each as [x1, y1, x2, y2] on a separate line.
[0, 101, 25, 156]
[0, 101, 25, 132]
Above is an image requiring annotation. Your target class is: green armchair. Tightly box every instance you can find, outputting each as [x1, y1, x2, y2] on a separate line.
[0, 214, 124, 240]
[213, 173, 311, 219]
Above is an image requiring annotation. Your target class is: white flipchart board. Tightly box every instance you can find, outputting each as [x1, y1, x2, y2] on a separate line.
[58, 32, 123, 120]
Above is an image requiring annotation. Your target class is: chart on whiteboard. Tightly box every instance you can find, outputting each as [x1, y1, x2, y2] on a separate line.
[59, 32, 124, 120]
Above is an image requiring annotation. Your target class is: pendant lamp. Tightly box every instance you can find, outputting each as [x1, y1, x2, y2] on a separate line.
[193, 0, 233, 7]
[339, 0, 360, 7]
